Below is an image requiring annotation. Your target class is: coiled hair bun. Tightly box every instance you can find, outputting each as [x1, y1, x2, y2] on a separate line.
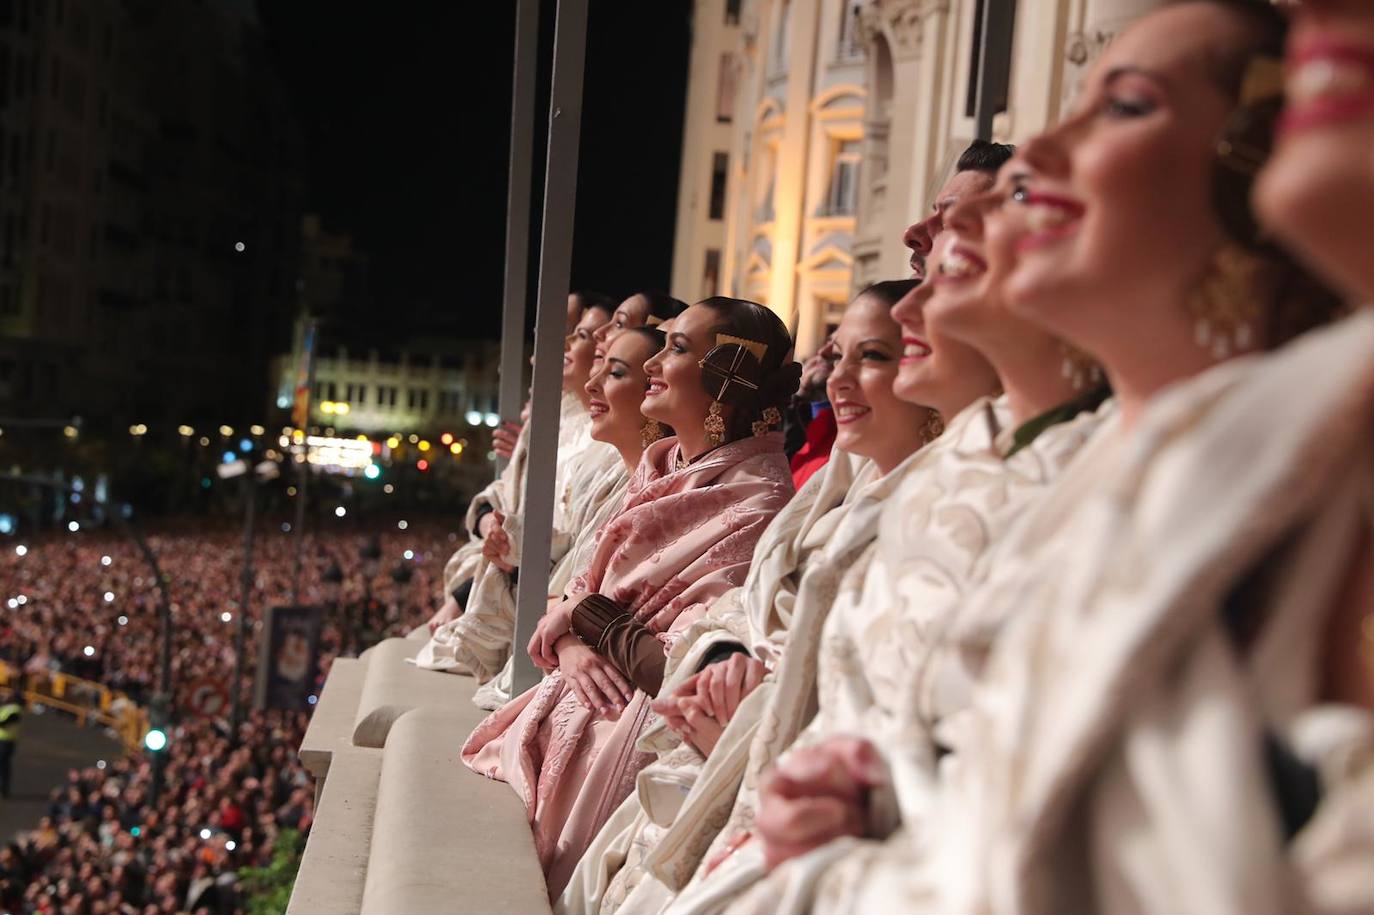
[695, 296, 802, 441]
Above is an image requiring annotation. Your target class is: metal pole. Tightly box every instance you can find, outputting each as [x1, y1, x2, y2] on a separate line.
[972, 0, 1018, 140]
[291, 318, 318, 605]
[495, 0, 541, 470]
[510, 0, 590, 696]
[230, 473, 256, 735]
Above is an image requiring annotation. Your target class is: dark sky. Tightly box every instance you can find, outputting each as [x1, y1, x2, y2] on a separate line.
[257, 2, 693, 342]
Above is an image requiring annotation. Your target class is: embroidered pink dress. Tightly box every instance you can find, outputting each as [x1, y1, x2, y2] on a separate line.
[462, 433, 793, 898]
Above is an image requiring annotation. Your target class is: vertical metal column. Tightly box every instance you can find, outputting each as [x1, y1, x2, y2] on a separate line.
[495, 0, 541, 463]
[510, 0, 590, 696]
[973, 0, 1018, 140]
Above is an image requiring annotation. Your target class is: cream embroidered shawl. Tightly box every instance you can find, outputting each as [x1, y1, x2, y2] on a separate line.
[415, 392, 608, 691]
[772, 312, 1374, 915]
[436, 390, 594, 605]
[669, 394, 1111, 915]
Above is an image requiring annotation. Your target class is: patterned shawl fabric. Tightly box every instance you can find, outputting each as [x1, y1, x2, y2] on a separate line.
[415, 438, 626, 705]
[792, 312, 1374, 915]
[556, 451, 880, 915]
[462, 432, 794, 901]
[667, 393, 1112, 915]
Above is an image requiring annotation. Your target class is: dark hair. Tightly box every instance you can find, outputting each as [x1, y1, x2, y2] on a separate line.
[571, 290, 617, 318]
[956, 140, 1016, 175]
[627, 326, 667, 355]
[858, 279, 920, 309]
[1176, 0, 1347, 344]
[628, 290, 689, 323]
[696, 296, 803, 441]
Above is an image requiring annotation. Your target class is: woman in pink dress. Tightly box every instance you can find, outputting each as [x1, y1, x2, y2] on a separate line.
[462, 297, 800, 898]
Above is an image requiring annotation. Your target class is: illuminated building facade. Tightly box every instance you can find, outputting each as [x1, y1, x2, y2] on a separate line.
[673, 0, 1167, 356]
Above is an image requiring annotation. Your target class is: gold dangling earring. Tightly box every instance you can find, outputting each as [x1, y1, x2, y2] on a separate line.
[922, 410, 944, 443]
[1189, 243, 1262, 360]
[704, 401, 726, 449]
[1059, 341, 1102, 392]
[751, 406, 782, 438]
[640, 418, 664, 448]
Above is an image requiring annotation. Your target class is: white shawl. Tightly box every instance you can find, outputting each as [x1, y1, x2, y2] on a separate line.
[782, 312, 1374, 915]
[671, 393, 1111, 915]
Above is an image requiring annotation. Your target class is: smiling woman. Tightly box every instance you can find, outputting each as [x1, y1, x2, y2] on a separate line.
[461, 297, 797, 901]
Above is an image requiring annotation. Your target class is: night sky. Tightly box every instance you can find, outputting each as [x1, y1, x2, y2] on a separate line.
[258, 2, 693, 342]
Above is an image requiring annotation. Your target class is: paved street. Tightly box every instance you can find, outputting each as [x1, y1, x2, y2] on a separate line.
[0, 708, 126, 842]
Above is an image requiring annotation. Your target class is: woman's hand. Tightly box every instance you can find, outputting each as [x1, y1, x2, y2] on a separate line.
[556, 636, 635, 712]
[425, 594, 462, 634]
[697, 653, 766, 724]
[651, 654, 766, 756]
[481, 511, 515, 572]
[526, 594, 580, 669]
[754, 738, 887, 872]
[492, 421, 523, 460]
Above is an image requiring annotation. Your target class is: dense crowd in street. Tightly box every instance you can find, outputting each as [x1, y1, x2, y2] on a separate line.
[0, 520, 449, 914]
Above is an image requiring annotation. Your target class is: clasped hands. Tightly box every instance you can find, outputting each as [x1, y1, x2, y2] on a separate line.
[526, 593, 634, 713]
[752, 736, 888, 871]
[649, 653, 767, 756]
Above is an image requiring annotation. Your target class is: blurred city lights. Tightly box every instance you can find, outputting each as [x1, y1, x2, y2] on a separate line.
[83, 645, 95, 657]
[96, 759, 107, 770]
[199, 436, 211, 447]
[403, 550, 414, 560]
[226, 840, 237, 851]
[250, 424, 266, 436]
[128, 423, 148, 436]
[200, 827, 213, 839]
[281, 522, 292, 533]
[408, 434, 419, 444]
[101, 555, 112, 566]
[104, 592, 115, 603]
[178, 425, 195, 437]
[306, 694, 318, 706]
[239, 438, 252, 452]
[416, 459, 429, 471]
[143, 729, 168, 752]
[63, 424, 79, 439]
[397, 520, 408, 530]
[450, 442, 463, 456]
[440, 432, 454, 445]
[466, 410, 483, 426]
[117, 616, 128, 626]
[219, 425, 234, 437]
[364, 464, 381, 480]
[383, 484, 395, 494]
[276, 395, 291, 409]
[5, 599, 15, 610]
[14, 545, 26, 557]
[222, 451, 237, 464]
[221, 611, 233, 622]
[234, 241, 246, 252]
[334, 506, 347, 518]
[15, 595, 26, 605]
[418, 440, 431, 452]
[484, 413, 500, 427]
[68, 521, 80, 533]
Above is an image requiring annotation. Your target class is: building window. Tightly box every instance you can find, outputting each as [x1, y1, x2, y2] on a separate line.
[715, 54, 736, 123]
[408, 388, 430, 411]
[724, 0, 741, 26]
[823, 139, 861, 216]
[701, 249, 721, 299]
[837, 2, 864, 61]
[708, 152, 728, 221]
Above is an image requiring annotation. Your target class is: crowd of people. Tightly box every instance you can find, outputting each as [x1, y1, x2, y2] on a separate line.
[0, 522, 448, 913]
[407, 1, 1374, 913]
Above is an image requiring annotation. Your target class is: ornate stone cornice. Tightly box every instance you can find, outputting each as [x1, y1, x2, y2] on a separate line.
[860, 0, 951, 62]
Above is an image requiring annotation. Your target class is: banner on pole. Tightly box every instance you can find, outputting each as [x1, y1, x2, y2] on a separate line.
[291, 320, 318, 430]
[253, 604, 323, 712]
